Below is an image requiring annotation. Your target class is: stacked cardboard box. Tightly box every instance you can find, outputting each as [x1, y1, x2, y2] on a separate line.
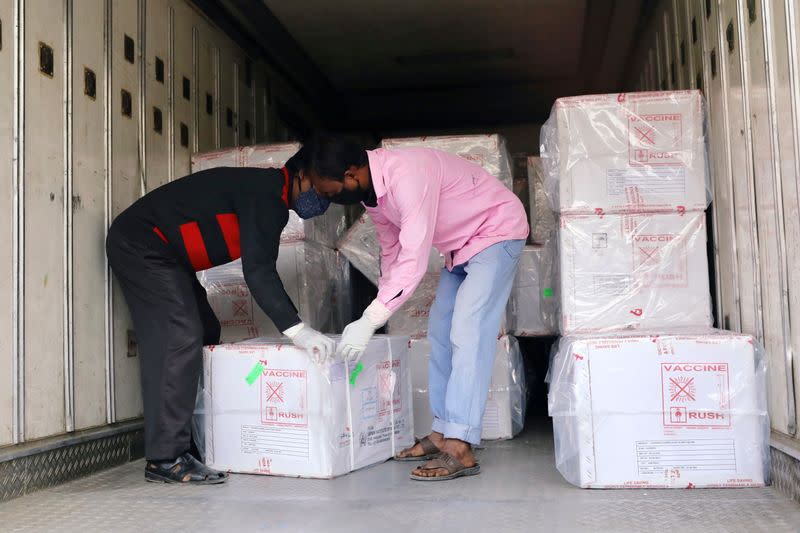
[547, 331, 769, 488]
[541, 91, 713, 334]
[542, 91, 767, 488]
[197, 335, 414, 478]
[381, 134, 513, 189]
[191, 143, 352, 341]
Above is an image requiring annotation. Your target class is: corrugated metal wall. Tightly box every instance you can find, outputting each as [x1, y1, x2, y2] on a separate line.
[629, 0, 800, 451]
[0, 0, 319, 448]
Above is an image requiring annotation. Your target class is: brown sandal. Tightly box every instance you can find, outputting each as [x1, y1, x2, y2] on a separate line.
[394, 436, 441, 462]
[409, 452, 480, 481]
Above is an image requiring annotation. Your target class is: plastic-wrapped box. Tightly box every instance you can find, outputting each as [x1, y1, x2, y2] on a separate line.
[410, 336, 526, 440]
[540, 91, 710, 214]
[198, 241, 352, 342]
[191, 142, 347, 248]
[191, 142, 300, 172]
[547, 330, 769, 488]
[197, 335, 413, 478]
[336, 213, 444, 287]
[385, 273, 442, 339]
[381, 134, 513, 189]
[527, 156, 558, 244]
[507, 244, 558, 336]
[559, 211, 712, 333]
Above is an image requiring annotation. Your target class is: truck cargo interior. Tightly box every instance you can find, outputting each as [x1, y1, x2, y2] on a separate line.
[2, 0, 800, 531]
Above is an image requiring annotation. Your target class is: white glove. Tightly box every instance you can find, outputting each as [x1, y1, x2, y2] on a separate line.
[336, 300, 392, 362]
[283, 323, 335, 364]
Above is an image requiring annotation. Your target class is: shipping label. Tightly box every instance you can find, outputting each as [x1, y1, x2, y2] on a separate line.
[661, 363, 731, 428]
[629, 113, 684, 166]
[260, 368, 308, 428]
[634, 233, 688, 288]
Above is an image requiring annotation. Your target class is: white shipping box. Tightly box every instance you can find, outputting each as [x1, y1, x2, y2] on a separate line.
[410, 336, 526, 440]
[559, 212, 712, 333]
[198, 241, 351, 342]
[381, 134, 513, 189]
[507, 244, 559, 336]
[541, 91, 709, 214]
[548, 331, 769, 488]
[387, 245, 558, 339]
[336, 213, 444, 287]
[191, 142, 347, 248]
[200, 336, 414, 478]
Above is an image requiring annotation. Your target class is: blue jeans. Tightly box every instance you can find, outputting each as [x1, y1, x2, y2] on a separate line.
[427, 239, 524, 445]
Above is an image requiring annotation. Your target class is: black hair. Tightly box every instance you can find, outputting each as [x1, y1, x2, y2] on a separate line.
[284, 144, 308, 176]
[304, 134, 369, 182]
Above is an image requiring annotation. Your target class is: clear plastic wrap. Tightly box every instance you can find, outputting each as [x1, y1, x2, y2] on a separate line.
[558, 211, 712, 334]
[197, 241, 352, 342]
[540, 91, 711, 214]
[335, 213, 445, 287]
[526, 156, 558, 244]
[409, 335, 526, 440]
[547, 330, 770, 489]
[190, 142, 300, 172]
[386, 273, 442, 339]
[381, 134, 513, 189]
[507, 244, 559, 336]
[193, 335, 414, 478]
[191, 142, 348, 248]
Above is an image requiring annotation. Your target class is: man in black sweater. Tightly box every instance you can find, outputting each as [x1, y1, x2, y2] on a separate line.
[106, 149, 333, 484]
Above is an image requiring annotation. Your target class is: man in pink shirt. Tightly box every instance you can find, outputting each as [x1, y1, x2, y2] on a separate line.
[304, 135, 528, 481]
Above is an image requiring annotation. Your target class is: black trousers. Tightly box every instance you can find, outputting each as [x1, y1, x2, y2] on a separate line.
[106, 220, 220, 461]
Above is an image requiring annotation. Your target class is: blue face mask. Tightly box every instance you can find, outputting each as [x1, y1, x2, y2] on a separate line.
[293, 188, 330, 219]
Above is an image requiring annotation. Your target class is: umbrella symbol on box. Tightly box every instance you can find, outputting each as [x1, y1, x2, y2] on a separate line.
[670, 407, 685, 423]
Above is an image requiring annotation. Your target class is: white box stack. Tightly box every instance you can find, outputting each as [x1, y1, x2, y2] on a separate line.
[547, 331, 769, 488]
[381, 134, 513, 190]
[543, 91, 709, 215]
[540, 91, 713, 334]
[410, 336, 526, 441]
[198, 335, 414, 479]
[197, 244, 351, 343]
[541, 91, 768, 489]
[558, 212, 712, 333]
[192, 143, 352, 341]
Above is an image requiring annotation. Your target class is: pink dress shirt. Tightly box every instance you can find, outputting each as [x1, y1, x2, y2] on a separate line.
[365, 147, 529, 311]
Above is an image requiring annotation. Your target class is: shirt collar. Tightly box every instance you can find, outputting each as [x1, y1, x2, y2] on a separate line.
[366, 149, 387, 199]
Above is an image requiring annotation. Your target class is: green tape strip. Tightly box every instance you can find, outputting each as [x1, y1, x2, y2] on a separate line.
[543, 287, 554, 298]
[349, 362, 364, 386]
[245, 362, 264, 385]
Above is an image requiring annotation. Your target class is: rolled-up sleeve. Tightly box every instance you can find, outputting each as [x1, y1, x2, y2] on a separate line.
[375, 173, 440, 311]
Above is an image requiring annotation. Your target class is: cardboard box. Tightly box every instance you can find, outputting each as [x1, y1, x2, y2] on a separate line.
[507, 244, 559, 336]
[410, 336, 526, 440]
[541, 91, 709, 214]
[200, 335, 414, 478]
[558, 211, 712, 333]
[198, 241, 352, 342]
[381, 134, 513, 189]
[548, 331, 769, 488]
[191, 142, 347, 248]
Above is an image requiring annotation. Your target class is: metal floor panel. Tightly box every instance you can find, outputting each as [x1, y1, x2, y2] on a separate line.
[1, 418, 799, 533]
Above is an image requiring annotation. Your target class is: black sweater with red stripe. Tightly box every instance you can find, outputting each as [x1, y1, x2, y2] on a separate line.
[114, 166, 300, 332]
